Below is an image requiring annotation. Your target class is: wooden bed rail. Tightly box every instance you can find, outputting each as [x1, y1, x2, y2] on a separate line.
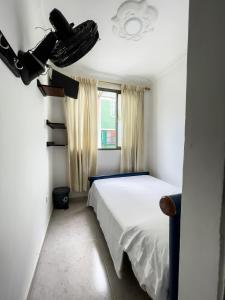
[160, 194, 182, 300]
[88, 171, 149, 187]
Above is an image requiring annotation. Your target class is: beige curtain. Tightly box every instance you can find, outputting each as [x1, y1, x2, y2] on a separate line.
[120, 85, 144, 172]
[64, 77, 98, 192]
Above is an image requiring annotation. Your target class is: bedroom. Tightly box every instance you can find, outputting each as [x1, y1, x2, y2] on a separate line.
[0, 0, 224, 300]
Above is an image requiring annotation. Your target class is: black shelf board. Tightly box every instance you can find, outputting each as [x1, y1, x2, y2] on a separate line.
[47, 142, 67, 147]
[37, 80, 65, 97]
[46, 120, 66, 129]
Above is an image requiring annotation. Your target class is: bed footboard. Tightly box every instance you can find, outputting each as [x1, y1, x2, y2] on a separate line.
[160, 194, 182, 300]
[88, 171, 149, 187]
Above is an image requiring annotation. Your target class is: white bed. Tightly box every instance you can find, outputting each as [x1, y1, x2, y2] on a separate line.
[87, 175, 180, 300]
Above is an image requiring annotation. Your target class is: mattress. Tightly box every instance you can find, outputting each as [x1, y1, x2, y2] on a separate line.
[87, 175, 180, 300]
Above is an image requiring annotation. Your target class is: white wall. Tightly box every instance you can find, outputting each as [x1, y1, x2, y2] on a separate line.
[178, 1, 225, 299]
[47, 97, 69, 187]
[97, 150, 120, 175]
[148, 57, 187, 187]
[0, 1, 53, 299]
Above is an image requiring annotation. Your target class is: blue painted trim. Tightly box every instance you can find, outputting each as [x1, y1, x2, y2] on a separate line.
[88, 171, 149, 187]
[168, 194, 182, 300]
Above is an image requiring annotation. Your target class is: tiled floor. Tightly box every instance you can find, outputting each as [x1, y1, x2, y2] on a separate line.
[28, 198, 151, 300]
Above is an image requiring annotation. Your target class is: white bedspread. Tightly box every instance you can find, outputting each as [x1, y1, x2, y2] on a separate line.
[87, 175, 180, 300]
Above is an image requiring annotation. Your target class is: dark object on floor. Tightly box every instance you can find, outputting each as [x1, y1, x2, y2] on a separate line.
[49, 69, 79, 99]
[53, 186, 70, 209]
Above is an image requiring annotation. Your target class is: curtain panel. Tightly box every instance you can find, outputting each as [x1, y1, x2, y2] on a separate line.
[64, 77, 98, 192]
[120, 85, 145, 172]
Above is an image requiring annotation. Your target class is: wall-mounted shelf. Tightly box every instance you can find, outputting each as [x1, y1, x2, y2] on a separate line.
[46, 119, 67, 147]
[46, 120, 66, 129]
[37, 80, 64, 97]
[47, 142, 67, 147]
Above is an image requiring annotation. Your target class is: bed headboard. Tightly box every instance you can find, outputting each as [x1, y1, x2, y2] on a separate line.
[160, 194, 182, 300]
[88, 171, 149, 187]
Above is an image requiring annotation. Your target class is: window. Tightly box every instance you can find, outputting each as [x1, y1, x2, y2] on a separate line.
[97, 88, 121, 149]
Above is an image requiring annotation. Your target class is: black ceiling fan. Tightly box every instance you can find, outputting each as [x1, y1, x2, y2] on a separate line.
[0, 8, 99, 85]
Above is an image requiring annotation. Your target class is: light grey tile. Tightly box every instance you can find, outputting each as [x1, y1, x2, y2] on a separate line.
[29, 197, 150, 300]
[94, 238, 151, 300]
[29, 239, 113, 300]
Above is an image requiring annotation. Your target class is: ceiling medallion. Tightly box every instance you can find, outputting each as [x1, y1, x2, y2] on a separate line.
[112, 0, 158, 41]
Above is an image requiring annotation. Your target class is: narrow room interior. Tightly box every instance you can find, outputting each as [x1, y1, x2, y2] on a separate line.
[0, 1, 225, 300]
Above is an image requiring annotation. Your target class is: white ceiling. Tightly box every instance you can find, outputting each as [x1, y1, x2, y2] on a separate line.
[41, 0, 189, 82]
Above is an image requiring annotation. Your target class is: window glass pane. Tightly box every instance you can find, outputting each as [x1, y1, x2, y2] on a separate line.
[118, 94, 121, 147]
[98, 90, 117, 149]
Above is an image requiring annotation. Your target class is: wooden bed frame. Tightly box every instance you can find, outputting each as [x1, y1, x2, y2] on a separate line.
[88, 172, 181, 300]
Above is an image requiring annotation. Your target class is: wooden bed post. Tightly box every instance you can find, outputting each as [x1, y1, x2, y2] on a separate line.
[160, 194, 182, 300]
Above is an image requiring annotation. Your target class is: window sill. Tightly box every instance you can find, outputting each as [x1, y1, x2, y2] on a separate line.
[98, 147, 121, 151]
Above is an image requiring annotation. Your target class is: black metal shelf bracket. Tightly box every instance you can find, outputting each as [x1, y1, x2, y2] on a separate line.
[46, 120, 66, 129]
[47, 141, 67, 147]
[0, 30, 23, 77]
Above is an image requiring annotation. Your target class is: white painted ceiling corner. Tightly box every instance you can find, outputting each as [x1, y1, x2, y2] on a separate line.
[155, 52, 188, 80]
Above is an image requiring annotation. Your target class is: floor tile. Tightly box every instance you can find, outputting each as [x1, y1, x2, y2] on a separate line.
[28, 198, 151, 300]
[96, 238, 151, 300]
[29, 239, 112, 300]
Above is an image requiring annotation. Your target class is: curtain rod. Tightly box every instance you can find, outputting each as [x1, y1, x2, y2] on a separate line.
[99, 80, 151, 91]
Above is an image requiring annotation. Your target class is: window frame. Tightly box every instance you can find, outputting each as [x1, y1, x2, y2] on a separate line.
[97, 87, 121, 151]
